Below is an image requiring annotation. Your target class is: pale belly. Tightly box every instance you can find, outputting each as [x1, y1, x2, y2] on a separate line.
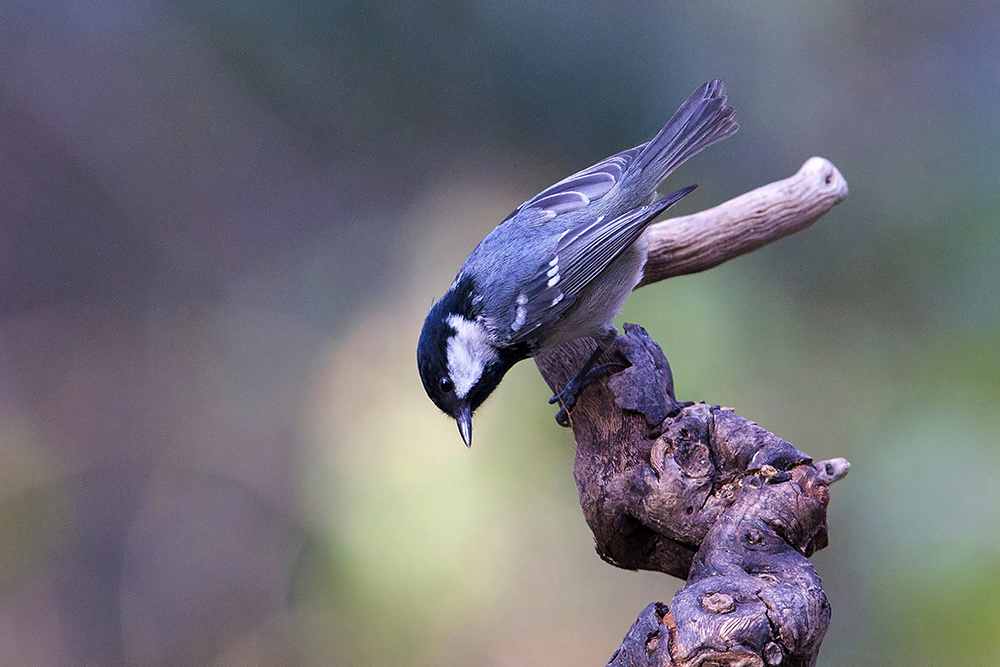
[536, 235, 648, 351]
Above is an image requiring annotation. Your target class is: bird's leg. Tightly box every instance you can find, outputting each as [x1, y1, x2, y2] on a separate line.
[549, 334, 626, 427]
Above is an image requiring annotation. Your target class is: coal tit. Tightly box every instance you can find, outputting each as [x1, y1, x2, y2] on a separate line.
[418, 80, 737, 446]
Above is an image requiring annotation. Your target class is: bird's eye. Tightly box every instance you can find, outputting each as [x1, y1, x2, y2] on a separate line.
[439, 377, 454, 393]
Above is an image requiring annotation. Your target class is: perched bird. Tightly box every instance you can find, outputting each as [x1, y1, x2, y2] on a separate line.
[418, 80, 737, 446]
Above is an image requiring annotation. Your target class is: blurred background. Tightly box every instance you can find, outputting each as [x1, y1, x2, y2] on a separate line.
[1, 1, 998, 665]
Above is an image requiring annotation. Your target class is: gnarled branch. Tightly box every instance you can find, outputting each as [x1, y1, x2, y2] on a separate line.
[534, 159, 849, 666]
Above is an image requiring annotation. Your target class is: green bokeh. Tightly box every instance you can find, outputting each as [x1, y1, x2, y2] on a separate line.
[1, 0, 997, 665]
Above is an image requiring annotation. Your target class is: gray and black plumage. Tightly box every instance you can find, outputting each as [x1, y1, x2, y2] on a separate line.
[418, 80, 737, 447]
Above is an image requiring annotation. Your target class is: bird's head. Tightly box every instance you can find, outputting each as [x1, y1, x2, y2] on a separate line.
[417, 276, 522, 447]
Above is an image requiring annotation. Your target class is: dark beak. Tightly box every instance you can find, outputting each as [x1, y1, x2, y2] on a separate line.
[456, 403, 473, 448]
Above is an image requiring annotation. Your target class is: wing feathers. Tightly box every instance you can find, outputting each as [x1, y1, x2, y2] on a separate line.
[506, 185, 696, 345]
[490, 81, 737, 345]
[533, 190, 591, 214]
[518, 144, 645, 217]
[506, 80, 735, 223]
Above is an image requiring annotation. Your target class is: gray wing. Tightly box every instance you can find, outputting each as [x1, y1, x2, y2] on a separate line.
[505, 185, 697, 345]
[506, 80, 736, 224]
[505, 144, 647, 221]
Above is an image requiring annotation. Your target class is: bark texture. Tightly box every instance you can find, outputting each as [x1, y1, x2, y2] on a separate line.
[639, 156, 848, 285]
[534, 159, 850, 666]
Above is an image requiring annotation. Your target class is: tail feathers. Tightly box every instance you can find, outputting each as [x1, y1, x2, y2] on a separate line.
[626, 80, 737, 191]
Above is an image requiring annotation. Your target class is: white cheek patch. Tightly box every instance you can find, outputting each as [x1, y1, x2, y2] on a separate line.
[446, 315, 498, 399]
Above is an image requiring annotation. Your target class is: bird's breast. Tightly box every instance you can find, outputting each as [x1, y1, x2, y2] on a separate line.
[536, 237, 648, 351]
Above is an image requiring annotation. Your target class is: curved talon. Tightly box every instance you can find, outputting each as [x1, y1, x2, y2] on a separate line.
[549, 383, 579, 412]
[549, 358, 627, 424]
[549, 379, 582, 408]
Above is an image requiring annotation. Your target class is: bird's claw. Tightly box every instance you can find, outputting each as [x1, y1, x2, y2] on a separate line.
[549, 361, 626, 426]
[549, 380, 580, 427]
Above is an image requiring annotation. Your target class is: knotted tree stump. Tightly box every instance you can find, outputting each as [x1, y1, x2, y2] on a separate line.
[535, 158, 850, 667]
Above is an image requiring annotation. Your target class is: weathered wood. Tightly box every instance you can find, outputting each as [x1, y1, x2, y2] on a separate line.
[537, 327, 848, 666]
[638, 157, 848, 286]
[534, 160, 849, 666]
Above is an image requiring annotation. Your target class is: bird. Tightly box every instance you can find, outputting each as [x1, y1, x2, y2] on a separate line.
[417, 80, 737, 447]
